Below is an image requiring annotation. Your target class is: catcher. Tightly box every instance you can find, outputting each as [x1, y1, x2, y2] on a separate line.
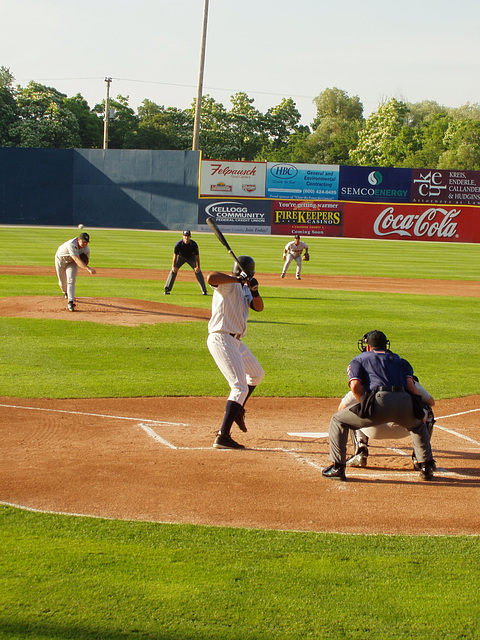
[280, 234, 309, 280]
[54, 231, 96, 311]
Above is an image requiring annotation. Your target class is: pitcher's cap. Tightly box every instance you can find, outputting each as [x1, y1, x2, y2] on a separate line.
[79, 232, 90, 242]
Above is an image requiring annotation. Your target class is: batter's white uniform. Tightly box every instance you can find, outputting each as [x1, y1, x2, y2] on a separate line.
[55, 238, 90, 302]
[207, 281, 264, 405]
[282, 240, 308, 278]
[341, 381, 432, 440]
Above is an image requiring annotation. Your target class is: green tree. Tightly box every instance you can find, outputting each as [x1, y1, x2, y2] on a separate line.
[94, 94, 138, 149]
[258, 97, 308, 161]
[228, 92, 265, 160]
[63, 93, 103, 148]
[0, 66, 18, 145]
[349, 97, 410, 166]
[128, 100, 193, 150]
[401, 103, 451, 168]
[312, 87, 363, 129]
[12, 81, 80, 148]
[304, 88, 363, 164]
[438, 117, 480, 170]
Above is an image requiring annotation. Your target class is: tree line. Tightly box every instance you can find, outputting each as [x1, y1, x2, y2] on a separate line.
[2, 66, 480, 170]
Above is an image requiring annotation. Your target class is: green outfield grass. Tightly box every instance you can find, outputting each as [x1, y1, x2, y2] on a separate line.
[1, 227, 479, 640]
[1, 226, 480, 279]
[0, 227, 479, 399]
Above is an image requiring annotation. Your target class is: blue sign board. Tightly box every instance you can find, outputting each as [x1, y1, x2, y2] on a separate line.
[338, 166, 411, 202]
[266, 163, 339, 200]
[198, 199, 271, 234]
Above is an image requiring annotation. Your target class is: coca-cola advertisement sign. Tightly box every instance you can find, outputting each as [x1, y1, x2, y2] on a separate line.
[344, 202, 480, 243]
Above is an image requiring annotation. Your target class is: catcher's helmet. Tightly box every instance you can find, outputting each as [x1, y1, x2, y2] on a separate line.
[232, 255, 255, 278]
[357, 330, 390, 352]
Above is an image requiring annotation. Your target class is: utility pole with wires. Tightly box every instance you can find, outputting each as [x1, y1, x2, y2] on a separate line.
[103, 77, 112, 150]
[192, 0, 209, 151]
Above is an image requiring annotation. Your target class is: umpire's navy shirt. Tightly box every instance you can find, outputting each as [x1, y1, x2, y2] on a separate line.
[347, 350, 414, 391]
[174, 239, 199, 259]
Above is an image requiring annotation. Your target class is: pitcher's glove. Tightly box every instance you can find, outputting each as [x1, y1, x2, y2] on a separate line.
[79, 252, 89, 265]
[302, 252, 310, 261]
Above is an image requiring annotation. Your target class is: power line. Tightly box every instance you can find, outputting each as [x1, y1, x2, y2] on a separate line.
[16, 76, 316, 101]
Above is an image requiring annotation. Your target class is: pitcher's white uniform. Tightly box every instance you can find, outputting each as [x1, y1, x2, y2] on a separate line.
[55, 237, 90, 302]
[207, 281, 264, 405]
[282, 239, 308, 279]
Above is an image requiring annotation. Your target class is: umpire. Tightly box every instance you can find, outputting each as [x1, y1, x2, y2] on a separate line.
[164, 230, 208, 295]
[323, 330, 436, 481]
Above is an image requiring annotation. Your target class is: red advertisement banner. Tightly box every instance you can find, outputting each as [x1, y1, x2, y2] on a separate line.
[271, 200, 345, 236]
[344, 202, 480, 243]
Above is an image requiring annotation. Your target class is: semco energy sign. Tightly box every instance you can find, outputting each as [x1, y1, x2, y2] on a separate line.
[338, 166, 411, 202]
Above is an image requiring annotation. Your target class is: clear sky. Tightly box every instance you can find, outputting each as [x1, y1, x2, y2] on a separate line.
[3, 0, 480, 127]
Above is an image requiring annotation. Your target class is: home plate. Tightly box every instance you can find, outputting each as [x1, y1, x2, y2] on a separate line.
[288, 432, 329, 438]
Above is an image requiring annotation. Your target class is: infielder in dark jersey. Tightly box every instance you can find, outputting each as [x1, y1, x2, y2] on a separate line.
[323, 330, 435, 481]
[164, 230, 207, 295]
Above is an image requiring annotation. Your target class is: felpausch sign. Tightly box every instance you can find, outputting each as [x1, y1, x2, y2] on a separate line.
[344, 202, 480, 243]
[200, 160, 266, 198]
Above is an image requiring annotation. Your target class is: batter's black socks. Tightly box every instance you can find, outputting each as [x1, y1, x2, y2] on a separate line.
[220, 400, 243, 436]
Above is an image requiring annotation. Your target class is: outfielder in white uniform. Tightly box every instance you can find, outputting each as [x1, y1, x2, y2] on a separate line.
[54, 232, 96, 311]
[340, 377, 435, 468]
[207, 255, 264, 450]
[281, 234, 309, 280]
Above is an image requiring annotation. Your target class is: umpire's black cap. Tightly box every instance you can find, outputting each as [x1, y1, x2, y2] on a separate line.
[182, 230, 191, 236]
[367, 330, 389, 349]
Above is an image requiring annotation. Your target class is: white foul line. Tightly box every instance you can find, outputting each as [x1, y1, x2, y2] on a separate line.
[0, 403, 188, 427]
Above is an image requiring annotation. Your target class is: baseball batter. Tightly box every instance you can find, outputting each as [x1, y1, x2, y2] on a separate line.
[207, 255, 265, 450]
[164, 230, 207, 295]
[54, 232, 96, 311]
[281, 234, 309, 280]
[323, 330, 435, 481]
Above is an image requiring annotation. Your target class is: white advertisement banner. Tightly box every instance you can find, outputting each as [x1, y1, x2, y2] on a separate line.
[200, 160, 266, 198]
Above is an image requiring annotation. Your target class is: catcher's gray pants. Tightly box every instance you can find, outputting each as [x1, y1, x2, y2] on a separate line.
[282, 253, 302, 277]
[164, 255, 207, 293]
[329, 391, 433, 465]
[55, 255, 78, 302]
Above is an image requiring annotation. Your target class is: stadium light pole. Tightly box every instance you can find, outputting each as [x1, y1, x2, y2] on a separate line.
[192, 0, 209, 151]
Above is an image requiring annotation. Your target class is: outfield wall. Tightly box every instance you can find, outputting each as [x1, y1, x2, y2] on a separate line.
[0, 149, 200, 230]
[1, 149, 479, 242]
[200, 161, 480, 243]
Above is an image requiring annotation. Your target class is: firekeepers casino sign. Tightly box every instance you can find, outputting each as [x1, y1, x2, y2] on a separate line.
[344, 202, 480, 243]
[272, 201, 344, 236]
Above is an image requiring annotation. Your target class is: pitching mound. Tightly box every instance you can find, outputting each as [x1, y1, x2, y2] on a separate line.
[0, 296, 210, 326]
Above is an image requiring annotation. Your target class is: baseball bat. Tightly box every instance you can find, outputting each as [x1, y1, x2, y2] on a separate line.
[206, 217, 241, 265]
